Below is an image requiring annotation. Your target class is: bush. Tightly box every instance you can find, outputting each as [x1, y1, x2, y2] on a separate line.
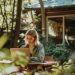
[53, 45, 71, 65]
[40, 37, 72, 65]
[40, 37, 56, 56]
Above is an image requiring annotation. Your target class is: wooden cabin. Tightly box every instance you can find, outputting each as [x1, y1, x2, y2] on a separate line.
[23, 0, 75, 45]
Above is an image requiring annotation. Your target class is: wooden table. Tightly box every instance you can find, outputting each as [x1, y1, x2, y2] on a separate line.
[27, 61, 57, 71]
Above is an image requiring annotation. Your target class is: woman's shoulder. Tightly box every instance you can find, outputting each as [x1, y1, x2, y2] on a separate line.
[37, 43, 44, 49]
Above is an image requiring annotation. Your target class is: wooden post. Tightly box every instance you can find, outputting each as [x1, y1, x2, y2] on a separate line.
[62, 16, 65, 45]
[46, 16, 48, 42]
[39, 0, 46, 37]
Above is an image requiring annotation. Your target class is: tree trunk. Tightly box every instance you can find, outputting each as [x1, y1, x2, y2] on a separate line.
[39, 0, 46, 37]
[13, 0, 22, 47]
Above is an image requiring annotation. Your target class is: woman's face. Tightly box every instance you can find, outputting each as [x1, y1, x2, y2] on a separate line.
[26, 35, 36, 44]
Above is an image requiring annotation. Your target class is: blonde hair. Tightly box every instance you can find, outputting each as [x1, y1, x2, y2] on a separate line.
[24, 29, 40, 45]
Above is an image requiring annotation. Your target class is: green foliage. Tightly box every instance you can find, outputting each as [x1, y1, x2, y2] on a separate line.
[0, 0, 17, 31]
[0, 34, 9, 49]
[53, 46, 71, 65]
[18, 35, 25, 47]
[40, 37, 56, 56]
[58, 52, 75, 75]
[0, 48, 10, 60]
[0, 48, 29, 74]
[41, 37, 71, 65]
[14, 50, 29, 67]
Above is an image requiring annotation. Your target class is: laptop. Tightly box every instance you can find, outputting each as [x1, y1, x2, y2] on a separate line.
[10, 48, 30, 60]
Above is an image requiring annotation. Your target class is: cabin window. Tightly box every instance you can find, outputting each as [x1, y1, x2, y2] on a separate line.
[47, 15, 75, 46]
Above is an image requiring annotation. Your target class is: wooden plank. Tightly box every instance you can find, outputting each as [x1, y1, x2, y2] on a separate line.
[46, 10, 75, 16]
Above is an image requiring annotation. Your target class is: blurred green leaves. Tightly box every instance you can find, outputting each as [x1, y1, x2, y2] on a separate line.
[0, 33, 9, 49]
[0, 48, 11, 60]
[14, 50, 29, 67]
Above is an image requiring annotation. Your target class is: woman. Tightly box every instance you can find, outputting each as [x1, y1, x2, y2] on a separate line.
[21, 29, 45, 62]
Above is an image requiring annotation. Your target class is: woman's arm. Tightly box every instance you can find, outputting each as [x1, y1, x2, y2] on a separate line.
[30, 44, 45, 62]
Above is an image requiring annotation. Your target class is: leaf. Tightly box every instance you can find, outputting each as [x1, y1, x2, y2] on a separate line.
[0, 34, 9, 49]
